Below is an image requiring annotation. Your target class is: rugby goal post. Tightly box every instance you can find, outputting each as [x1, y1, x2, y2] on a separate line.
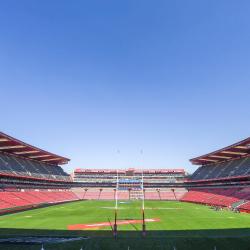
[113, 169, 118, 237]
[141, 170, 146, 236]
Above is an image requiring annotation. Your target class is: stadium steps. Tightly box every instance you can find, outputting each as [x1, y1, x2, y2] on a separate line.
[72, 190, 86, 199]
[232, 199, 246, 209]
[11, 192, 35, 206]
[28, 191, 53, 203]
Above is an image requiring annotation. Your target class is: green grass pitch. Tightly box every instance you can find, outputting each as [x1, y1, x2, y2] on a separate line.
[0, 200, 249, 250]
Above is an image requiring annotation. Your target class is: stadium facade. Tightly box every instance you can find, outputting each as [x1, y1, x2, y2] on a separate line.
[0, 131, 249, 214]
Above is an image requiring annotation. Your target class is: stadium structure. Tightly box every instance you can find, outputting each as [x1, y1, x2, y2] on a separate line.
[73, 168, 186, 200]
[185, 137, 250, 213]
[0, 131, 249, 250]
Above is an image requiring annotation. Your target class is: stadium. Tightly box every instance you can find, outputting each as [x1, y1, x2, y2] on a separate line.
[0, 131, 249, 250]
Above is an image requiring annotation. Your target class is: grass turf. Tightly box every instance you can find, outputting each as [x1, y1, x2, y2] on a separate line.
[0, 200, 249, 250]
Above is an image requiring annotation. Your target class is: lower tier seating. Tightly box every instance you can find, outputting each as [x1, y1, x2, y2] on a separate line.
[72, 188, 187, 200]
[0, 190, 79, 211]
[239, 201, 250, 213]
[181, 187, 250, 213]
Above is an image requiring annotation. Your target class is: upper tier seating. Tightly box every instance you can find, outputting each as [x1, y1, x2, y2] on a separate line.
[0, 153, 70, 182]
[191, 157, 250, 181]
[73, 169, 186, 185]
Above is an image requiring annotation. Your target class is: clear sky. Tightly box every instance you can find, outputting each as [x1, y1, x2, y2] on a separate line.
[1, 1, 250, 174]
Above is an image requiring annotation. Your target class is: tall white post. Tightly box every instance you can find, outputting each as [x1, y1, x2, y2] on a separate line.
[115, 169, 118, 210]
[142, 170, 145, 210]
[142, 169, 146, 236]
[113, 169, 119, 237]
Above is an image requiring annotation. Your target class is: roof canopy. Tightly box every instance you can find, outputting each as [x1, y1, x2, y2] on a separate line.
[0, 131, 70, 165]
[190, 137, 250, 165]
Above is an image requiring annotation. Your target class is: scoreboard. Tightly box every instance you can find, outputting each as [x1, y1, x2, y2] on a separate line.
[118, 178, 142, 190]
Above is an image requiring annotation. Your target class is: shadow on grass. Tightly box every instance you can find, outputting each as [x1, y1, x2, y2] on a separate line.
[0, 228, 249, 250]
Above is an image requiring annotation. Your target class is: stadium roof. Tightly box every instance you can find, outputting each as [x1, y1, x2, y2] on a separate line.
[190, 137, 250, 165]
[0, 131, 70, 165]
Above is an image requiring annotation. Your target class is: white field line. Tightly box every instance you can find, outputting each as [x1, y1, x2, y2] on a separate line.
[100, 206, 183, 210]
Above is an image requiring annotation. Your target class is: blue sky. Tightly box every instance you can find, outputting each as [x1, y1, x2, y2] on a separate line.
[0, 0, 250, 174]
